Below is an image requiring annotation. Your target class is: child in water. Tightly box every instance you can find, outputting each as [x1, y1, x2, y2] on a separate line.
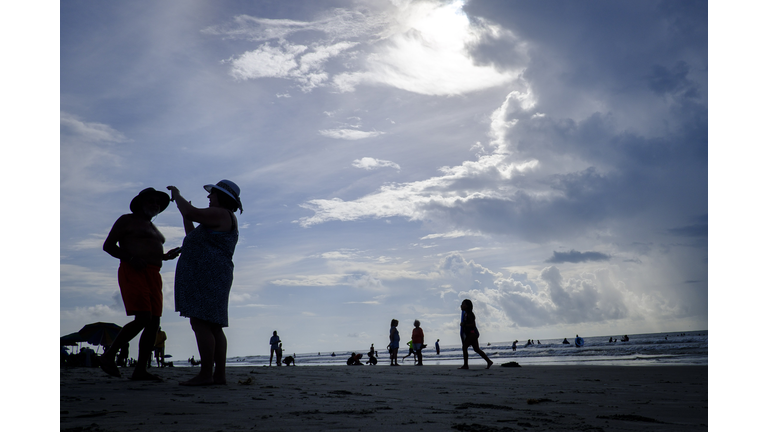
[459, 299, 493, 369]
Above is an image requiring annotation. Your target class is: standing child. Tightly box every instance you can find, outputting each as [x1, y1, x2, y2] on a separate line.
[389, 319, 400, 366]
[459, 299, 493, 370]
[412, 320, 425, 366]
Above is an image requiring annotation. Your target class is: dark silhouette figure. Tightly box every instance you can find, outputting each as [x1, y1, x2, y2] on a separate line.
[367, 345, 378, 365]
[458, 299, 492, 369]
[100, 188, 180, 381]
[389, 319, 400, 366]
[269, 331, 282, 366]
[411, 320, 425, 366]
[168, 180, 243, 386]
[347, 353, 364, 365]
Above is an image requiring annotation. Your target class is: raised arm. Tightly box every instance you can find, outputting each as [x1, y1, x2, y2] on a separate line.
[167, 186, 231, 233]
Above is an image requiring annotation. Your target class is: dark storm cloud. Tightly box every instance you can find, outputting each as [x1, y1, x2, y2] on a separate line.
[545, 250, 610, 264]
[667, 223, 708, 238]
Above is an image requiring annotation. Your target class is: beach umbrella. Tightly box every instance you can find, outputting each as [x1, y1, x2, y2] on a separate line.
[78, 322, 122, 348]
[60, 332, 87, 345]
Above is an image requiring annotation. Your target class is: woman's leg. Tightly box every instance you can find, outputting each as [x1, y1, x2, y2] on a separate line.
[181, 318, 216, 386]
[211, 324, 227, 384]
[459, 333, 471, 368]
[471, 340, 493, 369]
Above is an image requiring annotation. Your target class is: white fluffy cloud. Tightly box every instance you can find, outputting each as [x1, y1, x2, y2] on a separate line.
[214, 0, 525, 96]
[352, 157, 400, 170]
[319, 129, 385, 140]
[228, 41, 357, 91]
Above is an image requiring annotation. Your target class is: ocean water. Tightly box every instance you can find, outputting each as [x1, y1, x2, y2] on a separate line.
[179, 330, 707, 368]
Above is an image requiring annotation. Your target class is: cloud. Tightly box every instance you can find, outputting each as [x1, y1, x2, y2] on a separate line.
[352, 157, 400, 170]
[212, 1, 525, 96]
[420, 230, 482, 240]
[227, 41, 357, 91]
[60, 112, 132, 196]
[545, 250, 611, 264]
[459, 264, 631, 329]
[319, 129, 384, 140]
[667, 223, 707, 238]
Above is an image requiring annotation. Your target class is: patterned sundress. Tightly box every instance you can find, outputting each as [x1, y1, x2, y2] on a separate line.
[174, 212, 238, 326]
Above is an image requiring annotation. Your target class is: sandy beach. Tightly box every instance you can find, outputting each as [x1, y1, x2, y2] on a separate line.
[60, 364, 707, 431]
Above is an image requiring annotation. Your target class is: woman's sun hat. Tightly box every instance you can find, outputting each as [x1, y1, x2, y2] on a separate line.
[204, 179, 243, 213]
[130, 188, 171, 214]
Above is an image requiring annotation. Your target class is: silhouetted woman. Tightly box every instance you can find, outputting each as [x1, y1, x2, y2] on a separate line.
[459, 299, 492, 369]
[168, 180, 242, 386]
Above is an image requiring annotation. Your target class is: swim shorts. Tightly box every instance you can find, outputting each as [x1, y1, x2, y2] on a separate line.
[118, 263, 163, 317]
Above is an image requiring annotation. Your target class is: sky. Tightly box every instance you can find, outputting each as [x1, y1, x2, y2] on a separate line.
[58, 0, 711, 360]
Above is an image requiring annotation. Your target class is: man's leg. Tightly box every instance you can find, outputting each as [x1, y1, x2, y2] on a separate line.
[100, 314, 151, 377]
[131, 314, 160, 380]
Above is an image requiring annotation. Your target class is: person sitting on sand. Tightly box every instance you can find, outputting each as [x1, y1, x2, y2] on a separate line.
[366, 345, 378, 365]
[458, 299, 493, 370]
[282, 355, 295, 366]
[347, 352, 364, 365]
[99, 188, 181, 381]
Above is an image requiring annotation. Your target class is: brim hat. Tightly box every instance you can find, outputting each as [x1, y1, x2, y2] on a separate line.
[130, 188, 171, 214]
[204, 179, 243, 213]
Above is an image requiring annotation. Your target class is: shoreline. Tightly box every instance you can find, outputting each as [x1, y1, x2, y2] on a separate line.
[61, 364, 707, 431]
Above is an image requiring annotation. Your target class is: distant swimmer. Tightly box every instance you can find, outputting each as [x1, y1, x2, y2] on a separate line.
[562, 338, 570, 344]
[609, 337, 613, 343]
[575, 335, 584, 347]
[512, 340, 518, 352]
[621, 335, 629, 342]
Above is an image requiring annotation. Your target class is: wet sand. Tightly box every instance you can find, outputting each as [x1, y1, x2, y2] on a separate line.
[60, 364, 707, 431]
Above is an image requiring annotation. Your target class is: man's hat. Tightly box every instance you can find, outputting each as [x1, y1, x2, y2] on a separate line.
[130, 188, 171, 214]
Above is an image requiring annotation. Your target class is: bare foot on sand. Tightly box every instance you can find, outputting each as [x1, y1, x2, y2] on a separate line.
[486, 360, 493, 369]
[458, 365, 469, 369]
[179, 375, 216, 386]
[99, 357, 121, 378]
